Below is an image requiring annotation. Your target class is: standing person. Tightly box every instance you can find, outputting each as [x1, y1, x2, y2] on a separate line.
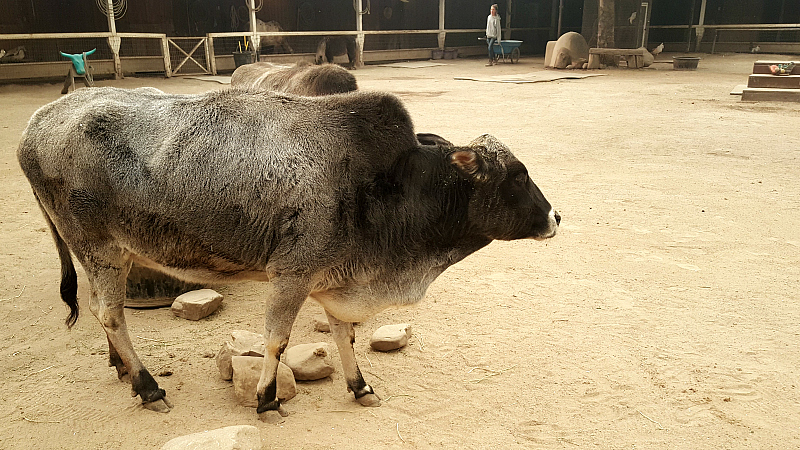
[485, 4, 502, 66]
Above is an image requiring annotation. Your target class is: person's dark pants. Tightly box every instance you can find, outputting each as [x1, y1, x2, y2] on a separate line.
[487, 37, 498, 62]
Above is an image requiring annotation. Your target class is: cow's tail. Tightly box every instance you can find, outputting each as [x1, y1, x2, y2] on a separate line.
[38, 199, 79, 328]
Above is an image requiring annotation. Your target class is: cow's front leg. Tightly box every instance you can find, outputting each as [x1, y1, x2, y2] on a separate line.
[86, 264, 171, 413]
[107, 336, 129, 382]
[325, 311, 381, 407]
[257, 279, 308, 418]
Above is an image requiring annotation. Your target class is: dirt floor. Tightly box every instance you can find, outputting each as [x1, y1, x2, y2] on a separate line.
[1, 52, 799, 449]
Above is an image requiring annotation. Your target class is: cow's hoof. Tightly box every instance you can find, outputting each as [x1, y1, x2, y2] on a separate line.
[357, 393, 381, 407]
[258, 406, 288, 424]
[142, 397, 172, 413]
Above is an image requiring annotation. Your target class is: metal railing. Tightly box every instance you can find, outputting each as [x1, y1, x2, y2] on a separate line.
[649, 23, 800, 53]
[2, 26, 553, 81]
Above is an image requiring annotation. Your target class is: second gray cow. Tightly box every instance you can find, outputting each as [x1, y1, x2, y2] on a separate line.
[231, 62, 357, 96]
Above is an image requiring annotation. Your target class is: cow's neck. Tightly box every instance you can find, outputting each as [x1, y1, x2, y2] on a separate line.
[359, 146, 492, 266]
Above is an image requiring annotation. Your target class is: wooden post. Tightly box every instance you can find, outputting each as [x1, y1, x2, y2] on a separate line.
[694, 0, 707, 52]
[161, 36, 172, 77]
[248, 0, 260, 54]
[505, 0, 512, 40]
[557, 0, 564, 37]
[207, 36, 216, 75]
[597, 0, 616, 66]
[438, 0, 446, 50]
[356, 0, 365, 67]
[105, 0, 122, 78]
[550, 0, 559, 40]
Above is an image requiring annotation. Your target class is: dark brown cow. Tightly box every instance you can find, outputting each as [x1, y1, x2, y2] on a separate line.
[315, 36, 359, 69]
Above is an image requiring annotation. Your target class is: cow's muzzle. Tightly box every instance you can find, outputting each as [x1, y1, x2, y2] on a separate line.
[534, 209, 560, 241]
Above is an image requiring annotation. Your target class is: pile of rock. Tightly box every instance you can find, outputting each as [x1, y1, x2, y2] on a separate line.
[215, 330, 335, 407]
[213, 319, 413, 408]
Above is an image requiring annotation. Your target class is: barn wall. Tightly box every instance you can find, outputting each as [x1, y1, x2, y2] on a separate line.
[580, 0, 800, 52]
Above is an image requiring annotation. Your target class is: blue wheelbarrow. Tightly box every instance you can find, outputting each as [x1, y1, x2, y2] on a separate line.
[494, 40, 522, 63]
[480, 38, 522, 64]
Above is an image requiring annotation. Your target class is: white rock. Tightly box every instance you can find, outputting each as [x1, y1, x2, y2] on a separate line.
[283, 342, 335, 381]
[230, 330, 266, 357]
[160, 425, 261, 450]
[370, 323, 411, 352]
[313, 316, 330, 333]
[216, 341, 236, 381]
[232, 357, 296, 407]
[216, 330, 266, 380]
[171, 289, 223, 321]
[276, 361, 297, 401]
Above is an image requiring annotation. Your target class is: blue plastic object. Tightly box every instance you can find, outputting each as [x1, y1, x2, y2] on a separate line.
[60, 48, 96, 75]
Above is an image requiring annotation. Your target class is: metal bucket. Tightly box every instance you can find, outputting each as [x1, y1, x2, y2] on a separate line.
[673, 56, 700, 70]
[233, 51, 257, 68]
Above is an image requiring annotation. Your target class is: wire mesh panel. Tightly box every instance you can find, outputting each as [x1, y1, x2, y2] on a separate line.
[0, 34, 170, 81]
[0, 37, 108, 64]
[364, 33, 439, 51]
[118, 37, 164, 58]
[444, 31, 485, 49]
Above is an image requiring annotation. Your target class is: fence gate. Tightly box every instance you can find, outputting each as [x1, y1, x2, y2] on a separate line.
[167, 37, 211, 75]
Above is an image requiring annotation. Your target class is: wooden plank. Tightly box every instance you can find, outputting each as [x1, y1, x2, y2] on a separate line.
[0, 32, 165, 39]
[589, 47, 645, 56]
[741, 87, 800, 102]
[752, 61, 800, 75]
[747, 74, 800, 89]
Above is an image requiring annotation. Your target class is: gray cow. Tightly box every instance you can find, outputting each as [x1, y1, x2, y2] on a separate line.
[231, 62, 357, 96]
[18, 87, 559, 416]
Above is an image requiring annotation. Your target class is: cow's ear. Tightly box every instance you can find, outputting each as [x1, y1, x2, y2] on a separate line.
[449, 150, 488, 182]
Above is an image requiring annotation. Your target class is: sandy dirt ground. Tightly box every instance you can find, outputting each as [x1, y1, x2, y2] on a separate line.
[1, 53, 799, 449]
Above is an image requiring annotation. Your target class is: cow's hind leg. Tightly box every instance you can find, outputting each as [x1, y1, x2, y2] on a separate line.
[325, 311, 380, 407]
[257, 277, 309, 418]
[85, 258, 171, 412]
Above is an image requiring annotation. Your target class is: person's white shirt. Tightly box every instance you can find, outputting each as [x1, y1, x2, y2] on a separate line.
[486, 14, 501, 41]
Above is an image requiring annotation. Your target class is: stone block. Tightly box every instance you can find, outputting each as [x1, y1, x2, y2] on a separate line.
[171, 289, 223, 321]
[161, 425, 261, 450]
[370, 323, 411, 352]
[232, 357, 296, 407]
[283, 342, 335, 381]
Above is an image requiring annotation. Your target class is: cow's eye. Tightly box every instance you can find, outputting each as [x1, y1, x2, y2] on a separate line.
[515, 172, 528, 184]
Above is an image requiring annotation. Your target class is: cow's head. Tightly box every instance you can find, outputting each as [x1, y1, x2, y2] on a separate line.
[314, 40, 326, 65]
[449, 134, 559, 241]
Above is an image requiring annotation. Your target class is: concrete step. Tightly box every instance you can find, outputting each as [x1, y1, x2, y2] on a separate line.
[747, 74, 800, 89]
[752, 60, 800, 75]
[741, 87, 800, 102]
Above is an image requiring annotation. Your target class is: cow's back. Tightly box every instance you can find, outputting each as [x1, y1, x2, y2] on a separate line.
[18, 86, 418, 271]
[231, 62, 357, 96]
